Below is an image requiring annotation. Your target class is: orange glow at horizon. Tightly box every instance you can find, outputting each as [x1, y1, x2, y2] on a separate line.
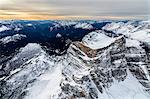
[0, 15, 67, 20]
[0, 15, 144, 20]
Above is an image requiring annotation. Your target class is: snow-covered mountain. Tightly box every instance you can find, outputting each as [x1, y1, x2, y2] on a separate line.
[74, 23, 94, 29]
[0, 34, 26, 44]
[0, 20, 150, 99]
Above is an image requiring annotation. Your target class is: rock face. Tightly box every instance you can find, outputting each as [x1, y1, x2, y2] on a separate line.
[58, 30, 150, 99]
[0, 20, 150, 99]
[58, 32, 126, 98]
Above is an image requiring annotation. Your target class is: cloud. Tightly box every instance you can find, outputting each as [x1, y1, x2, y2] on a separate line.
[0, 0, 149, 19]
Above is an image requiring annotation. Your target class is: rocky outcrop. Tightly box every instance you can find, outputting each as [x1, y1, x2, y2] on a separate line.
[56, 30, 150, 99]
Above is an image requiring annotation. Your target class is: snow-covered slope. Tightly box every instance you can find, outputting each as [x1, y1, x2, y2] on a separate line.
[0, 43, 63, 99]
[82, 30, 117, 49]
[102, 21, 135, 34]
[102, 21, 150, 36]
[99, 70, 149, 99]
[74, 23, 94, 29]
[129, 30, 150, 44]
[0, 34, 26, 44]
[0, 25, 11, 32]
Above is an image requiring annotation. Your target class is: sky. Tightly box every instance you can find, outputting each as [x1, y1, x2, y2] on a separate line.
[0, 0, 149, 20]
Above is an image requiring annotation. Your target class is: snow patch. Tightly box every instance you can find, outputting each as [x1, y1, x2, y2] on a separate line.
[0, 25, 11, 32]
[99, 70, 149, 99]
[126, 39, 141, 48]
[26, 23, 33, 26]
[74, 23, 93, 29]
[56, 33, 62, 38]
[24, 62, 62, 99]
[129, 30, 150, 44]
[82, 31, 116, 49]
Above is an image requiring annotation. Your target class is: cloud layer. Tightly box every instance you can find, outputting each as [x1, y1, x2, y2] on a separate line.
[0, 0, 149, 19]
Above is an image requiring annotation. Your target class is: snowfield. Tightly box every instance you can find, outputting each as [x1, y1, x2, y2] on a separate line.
[82, 30, 117, 49]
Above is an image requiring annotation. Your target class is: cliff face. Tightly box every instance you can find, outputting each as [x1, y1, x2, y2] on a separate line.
[57, 30, 150, 99]
[59, 32, 126, 98]
[0, 20, 150, 99]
